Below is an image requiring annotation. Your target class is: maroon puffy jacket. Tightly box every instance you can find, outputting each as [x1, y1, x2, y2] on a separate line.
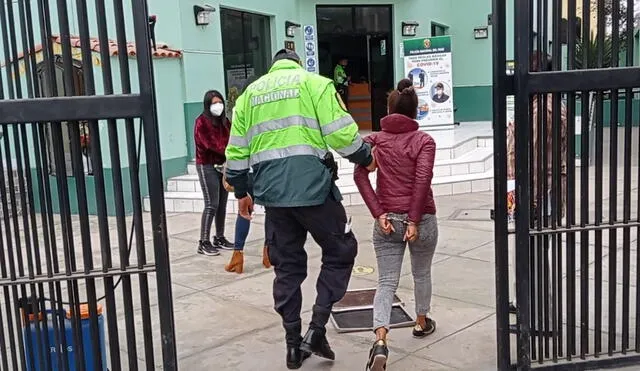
[194, 113, 230, 166]
[354, 113, 436, 223]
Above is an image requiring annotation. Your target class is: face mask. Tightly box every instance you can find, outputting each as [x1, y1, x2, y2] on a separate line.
[437, 89, 443, 95]
[210, 103, 224, 116]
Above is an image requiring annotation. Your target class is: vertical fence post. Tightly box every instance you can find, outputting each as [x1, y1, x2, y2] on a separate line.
[130, 0, 178, 369]
[492, 0, 511, 368]
[513, 0, 532, 369]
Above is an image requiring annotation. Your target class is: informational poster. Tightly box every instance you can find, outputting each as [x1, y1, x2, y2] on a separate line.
[403, 36, 454, 128]
[303, 25, 318, 73]
[226, 65, 255, 113]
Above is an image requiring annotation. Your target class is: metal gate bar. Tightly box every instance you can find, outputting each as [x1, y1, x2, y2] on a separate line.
[0, 0, 177, 370]
[494, 0, 640, 369]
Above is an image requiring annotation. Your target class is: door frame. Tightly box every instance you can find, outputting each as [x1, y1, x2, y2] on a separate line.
[314, 4, 395, 131]
[366, 31, 394, 131]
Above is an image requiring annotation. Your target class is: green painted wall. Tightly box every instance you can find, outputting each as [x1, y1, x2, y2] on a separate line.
[180, 0, 303, 159]
[30, 156, 187, 216]
[576, 98, 640, 127]
[453, 86, 492, 122]
[184, 102, 201, 159]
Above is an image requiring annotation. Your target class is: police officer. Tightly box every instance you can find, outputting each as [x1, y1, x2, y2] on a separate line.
[225, 49, 376, 369]
[333, 57, 350, 108]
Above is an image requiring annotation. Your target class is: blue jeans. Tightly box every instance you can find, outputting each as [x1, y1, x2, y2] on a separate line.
[234, 214, 251, 250]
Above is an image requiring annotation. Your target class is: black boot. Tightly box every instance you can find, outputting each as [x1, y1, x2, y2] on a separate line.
[285, 321, 311, 369]
[286, 346, 311, 369]
[300, 327, 335, 360]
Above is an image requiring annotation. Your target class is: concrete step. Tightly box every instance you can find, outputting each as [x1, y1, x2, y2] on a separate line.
[339, 145, 493, 174]
[431, 169, 494, 196]
[186, 136, 494, 176]
[153, 169, 493, 213]
[153, 135, 495, 213]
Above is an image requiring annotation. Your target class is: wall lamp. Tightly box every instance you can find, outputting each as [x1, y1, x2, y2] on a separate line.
[194, 4, 215, 26]
[401, 21, 419, 37]
[474, 26, 489, 39]
[285, 21, 301, 38]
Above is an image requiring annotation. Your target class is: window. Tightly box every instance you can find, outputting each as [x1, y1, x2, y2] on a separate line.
[431, 23, 449, 37]
[220, 9, 272, 114]
[37, 56, 93, 176]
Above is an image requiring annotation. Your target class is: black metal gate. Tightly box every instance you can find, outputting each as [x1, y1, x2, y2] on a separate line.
[493, 0, 640, 369]
[0, 0, 176, 370]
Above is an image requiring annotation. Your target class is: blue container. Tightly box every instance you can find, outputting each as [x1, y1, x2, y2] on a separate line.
[23, 309, 107, 371]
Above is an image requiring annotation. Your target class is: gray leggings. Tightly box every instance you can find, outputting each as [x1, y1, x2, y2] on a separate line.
[196, 164, 228, 241]
[372, 213, 438, 330]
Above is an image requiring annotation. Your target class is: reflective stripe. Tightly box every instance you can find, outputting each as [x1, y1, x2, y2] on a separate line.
[227, 158, 250, 171]
[250, 144, 327, 166]
[228, 135, 248, 147]
[247, 115, 319, 143]
[320, 115, 354, 136]
[334, 135, 364, 157]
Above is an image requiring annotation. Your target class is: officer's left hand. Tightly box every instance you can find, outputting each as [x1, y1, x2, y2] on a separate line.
[238, 195, 254, 220]
[365, 152, 377, 172]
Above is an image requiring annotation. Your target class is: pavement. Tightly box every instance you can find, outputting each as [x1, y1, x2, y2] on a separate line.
[142, 153, 640, 371]
[4, 135, 639, 370]
[5, 186, 640, 370]
[150, 191, 500, 370]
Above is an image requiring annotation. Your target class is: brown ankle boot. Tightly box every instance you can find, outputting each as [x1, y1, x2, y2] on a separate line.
[262, 245, 272, 268]
[225, 251, 244, 273]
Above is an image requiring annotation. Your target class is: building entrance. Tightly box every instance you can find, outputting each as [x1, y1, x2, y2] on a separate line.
[316, 5, 393, 131]
[220, 8, 272, 112]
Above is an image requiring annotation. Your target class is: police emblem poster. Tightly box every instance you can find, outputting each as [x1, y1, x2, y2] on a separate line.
[402, 36, 454, 129]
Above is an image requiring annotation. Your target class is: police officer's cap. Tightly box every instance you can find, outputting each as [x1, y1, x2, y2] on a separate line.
[272, 49, 301, 65]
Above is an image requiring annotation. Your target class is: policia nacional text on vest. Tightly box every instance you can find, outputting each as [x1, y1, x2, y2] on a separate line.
[225, 49, 376, 369]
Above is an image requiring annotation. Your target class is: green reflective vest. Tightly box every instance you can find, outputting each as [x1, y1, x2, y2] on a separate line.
[334, 64, 347, 87]
[225, 59, 371, 207]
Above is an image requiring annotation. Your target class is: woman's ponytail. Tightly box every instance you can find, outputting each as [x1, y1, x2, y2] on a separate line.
[388, 79, 419, 119]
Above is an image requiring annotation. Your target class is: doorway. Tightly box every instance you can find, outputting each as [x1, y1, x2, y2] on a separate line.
[316, 5, 394, 131]
[220, 8, 272, 113]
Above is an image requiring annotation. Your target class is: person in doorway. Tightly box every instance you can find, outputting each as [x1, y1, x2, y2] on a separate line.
[354, 78, 438, 371]
[225, 49, 376, 369]
[431, 82, 449, 103]
[334, 57, 350, 109]
[194, 90, 235, 256]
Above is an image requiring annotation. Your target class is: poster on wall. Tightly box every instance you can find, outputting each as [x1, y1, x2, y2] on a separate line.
[226, 65, 255, 114]
[303, 25, 318, 73]
[402, 36, 454, 129]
